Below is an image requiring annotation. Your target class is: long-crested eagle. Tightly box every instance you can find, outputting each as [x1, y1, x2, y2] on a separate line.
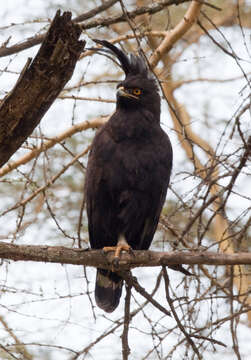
[85, 40, 173, 313]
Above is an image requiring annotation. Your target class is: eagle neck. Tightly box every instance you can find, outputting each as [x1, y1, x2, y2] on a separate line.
[109, 106, 160, 141]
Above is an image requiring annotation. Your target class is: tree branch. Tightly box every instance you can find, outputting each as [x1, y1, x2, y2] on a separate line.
[0, 10, 85, 167]
[0, 0, 189, 58]
[162, 267, 201, 358]
[150, 0, 202, 68]
[1, 145, 91, 216]
[0, 0, 118, 58]
[0, 242, 251, 268]
[122, 282, 131, 360]
[0, 116, 108, 177]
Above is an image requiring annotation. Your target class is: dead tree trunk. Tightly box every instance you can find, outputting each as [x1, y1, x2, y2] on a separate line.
[0, 10, 85, 167]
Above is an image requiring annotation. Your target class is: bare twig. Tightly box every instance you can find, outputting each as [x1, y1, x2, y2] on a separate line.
[162, 267, 202, 359]
[71, 271, 163, 360]
[121, 271, 171, 317]
[0, 0, 189, 58]
[73, 0, 118, 23]
[1, 146, 91, 216]
[122, 282, 131, 360]
[150, 0, 203, 68]
[0, 116, 108, 178]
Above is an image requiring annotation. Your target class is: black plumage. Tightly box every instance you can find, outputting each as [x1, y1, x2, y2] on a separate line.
[85, 40, 173, 312]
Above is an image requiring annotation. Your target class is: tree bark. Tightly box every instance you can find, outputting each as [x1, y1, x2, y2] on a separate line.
[0, 10, 85, 167]
[0, 242, 251, 269]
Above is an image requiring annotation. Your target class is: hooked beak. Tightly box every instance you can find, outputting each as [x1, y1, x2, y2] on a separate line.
[117, 86, 138, 100]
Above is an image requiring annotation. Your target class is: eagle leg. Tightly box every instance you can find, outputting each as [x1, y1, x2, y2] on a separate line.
[102, 235, 133, 268]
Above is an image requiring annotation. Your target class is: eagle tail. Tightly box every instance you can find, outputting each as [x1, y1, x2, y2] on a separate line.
[95, 269, 123, 313]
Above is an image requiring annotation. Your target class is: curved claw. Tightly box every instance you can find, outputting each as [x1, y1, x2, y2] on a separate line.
[102, 246, 117, 254]
[128, 247, 135, 257]
[112, 257, 120, 268]
[102, 238, 133, 271]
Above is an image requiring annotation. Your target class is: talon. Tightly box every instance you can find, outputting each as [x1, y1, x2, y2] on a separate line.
[112, 257, 120, 268]
[101, 235, 133, 267]
[102, 246, 118, 253]
[129, 247, 135, 257]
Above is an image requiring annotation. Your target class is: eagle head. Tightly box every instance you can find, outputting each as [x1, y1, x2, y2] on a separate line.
[90, 39, 160, 118]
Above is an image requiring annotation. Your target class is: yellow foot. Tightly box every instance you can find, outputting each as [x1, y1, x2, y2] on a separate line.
[102, 237, 133, 269]
[103, 244, 131, 258]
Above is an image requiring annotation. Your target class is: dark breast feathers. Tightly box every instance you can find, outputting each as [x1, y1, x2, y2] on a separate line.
[85, 109, 173, 252]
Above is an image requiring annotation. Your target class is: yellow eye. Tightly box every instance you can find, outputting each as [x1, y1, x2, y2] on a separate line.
[132, 88, 141, 96]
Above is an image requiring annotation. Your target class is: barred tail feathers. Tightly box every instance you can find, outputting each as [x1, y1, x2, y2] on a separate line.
[95, 269, 123, 313]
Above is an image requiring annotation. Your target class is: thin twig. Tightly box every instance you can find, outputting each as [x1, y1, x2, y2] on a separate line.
[162, 267, 202, 359]
[0, 0, 190, 57]
[1, 146, 91, 216]
[121, 271, 171, 317]
[0, 117, 108, 178]
[122, 282, 131, 360]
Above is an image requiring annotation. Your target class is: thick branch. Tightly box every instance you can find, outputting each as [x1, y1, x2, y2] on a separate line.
[0, 10, 85, 167]
[0, 242, 251, 269]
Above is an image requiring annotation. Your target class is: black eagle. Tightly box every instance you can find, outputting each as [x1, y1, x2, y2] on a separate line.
[85, 40, 173, 313]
